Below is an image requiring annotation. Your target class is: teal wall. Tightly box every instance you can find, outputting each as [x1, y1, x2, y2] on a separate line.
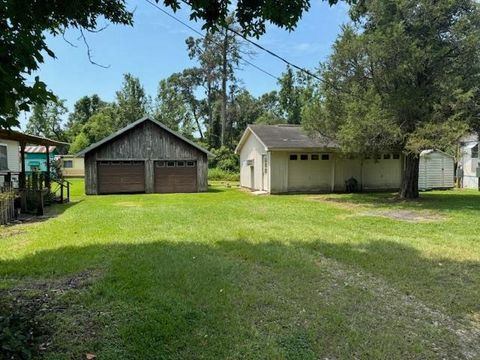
[25, 151, 57, 173]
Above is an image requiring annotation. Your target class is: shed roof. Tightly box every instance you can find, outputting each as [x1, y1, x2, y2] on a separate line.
[76, 117, 213, 157]
[0, 129, 68, 146]
[25, 145, 57, 153]
[420, 149, 454, 158]
[235, 124, 338, 153]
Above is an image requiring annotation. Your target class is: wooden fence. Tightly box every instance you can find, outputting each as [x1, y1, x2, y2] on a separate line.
[0, 188, 16, 225]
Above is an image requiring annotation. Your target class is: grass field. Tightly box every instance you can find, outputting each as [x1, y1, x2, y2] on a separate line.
[1, 179, 479, 359]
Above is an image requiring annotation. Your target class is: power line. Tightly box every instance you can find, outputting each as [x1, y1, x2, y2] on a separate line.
[144, 0, 280, 81]
[178, 0, 322, 82]
[226, 27, 322, 82]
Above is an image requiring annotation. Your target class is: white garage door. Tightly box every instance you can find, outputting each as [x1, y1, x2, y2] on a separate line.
[288, 153, 332, 192]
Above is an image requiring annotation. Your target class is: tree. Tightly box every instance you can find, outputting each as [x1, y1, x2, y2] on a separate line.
[2, 0, 327, 129]
[278, 67, 302, 124]
[1, 0, 132, 128]
[303, 0, 480, 198]
[115, 73, 149, 128]
[153, 69, 204, 139]
[255, 91, 284, 124]
[65, 95, 107, 141]
[69, 106, 117, 154]
[186, 21, 244, 148]
[25, 98, 68, 141]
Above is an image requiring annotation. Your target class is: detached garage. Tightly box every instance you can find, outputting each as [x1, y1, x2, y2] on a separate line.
[78, 117, 212, 195]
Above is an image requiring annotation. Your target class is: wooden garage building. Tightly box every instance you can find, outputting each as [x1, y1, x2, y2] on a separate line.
[78, 117, 212, 195]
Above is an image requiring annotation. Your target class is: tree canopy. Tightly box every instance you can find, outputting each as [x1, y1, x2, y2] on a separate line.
[1, 0, 332, 129]
[303, 0, 480, 198]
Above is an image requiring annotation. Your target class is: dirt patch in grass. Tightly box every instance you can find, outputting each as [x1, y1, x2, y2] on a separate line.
[0, 270, 101, 358]
[114, 201, 143, 208]
[0, 229, 26, 238]
[358, 209, 446, 222]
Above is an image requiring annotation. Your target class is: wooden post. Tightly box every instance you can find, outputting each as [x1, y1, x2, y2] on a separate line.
[60, 181, 64, 203]
[45, 145, 51, 191]
[20, 142, 27, 212]
[67, 182, 70, 203]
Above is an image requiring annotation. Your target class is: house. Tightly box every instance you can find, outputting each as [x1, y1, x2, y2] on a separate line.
[24, 146, 58, 173]
[77, 117, 212, 195]
[235, 124, 404, 193]
[0, 132, 23, 187]
[458, 134, 478, 189]
[418, 150, 454, 190]
[0, 129, 66, 188]
[59, 155, 85, 177]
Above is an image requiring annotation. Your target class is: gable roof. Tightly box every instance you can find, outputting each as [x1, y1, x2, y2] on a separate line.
[76, 117, 213, 157]
[235, 124, 338, 153]
[420, 149, 454, 158]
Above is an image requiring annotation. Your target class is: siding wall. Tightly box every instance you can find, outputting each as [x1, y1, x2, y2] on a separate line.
[333, 157, 362, 191]
[459, 141, 479, 189]
[84, 121, 208, 194]
[0, 139, 20, 172]
[362, 156, 403, 190]
[61, 157, 85, 177]
[267, 151, 403, 193]
[239, 132, 267, 191]
[419, 152, 454, 190]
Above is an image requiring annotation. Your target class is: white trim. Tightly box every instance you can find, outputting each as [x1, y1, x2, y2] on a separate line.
[235, 126, 268, 154]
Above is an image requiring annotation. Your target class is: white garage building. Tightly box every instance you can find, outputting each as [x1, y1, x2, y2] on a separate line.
[235, 124, 404, 193]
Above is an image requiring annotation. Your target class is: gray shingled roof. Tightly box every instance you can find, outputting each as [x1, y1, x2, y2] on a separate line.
[247, 124, 338, 150]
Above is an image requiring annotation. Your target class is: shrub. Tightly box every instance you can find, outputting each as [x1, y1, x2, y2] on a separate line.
[208, 168, 239, 181]
[209, 147, 239, 172]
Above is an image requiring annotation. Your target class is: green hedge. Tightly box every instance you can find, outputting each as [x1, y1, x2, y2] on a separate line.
[208, 168, 240, 181]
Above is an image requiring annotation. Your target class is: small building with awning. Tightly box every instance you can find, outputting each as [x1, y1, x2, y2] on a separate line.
[0, 128, 67, 190]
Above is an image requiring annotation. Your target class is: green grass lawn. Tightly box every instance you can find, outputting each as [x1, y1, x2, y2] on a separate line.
[1, 180, 479, 359]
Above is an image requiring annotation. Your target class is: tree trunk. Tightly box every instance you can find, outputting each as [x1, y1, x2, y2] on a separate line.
[399, 153, 420, 199]
[220, 28, 228, 147]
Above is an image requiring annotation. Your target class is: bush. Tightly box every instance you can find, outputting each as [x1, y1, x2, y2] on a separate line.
[209, 147, 239, 172]
[208, 168, 239, 181]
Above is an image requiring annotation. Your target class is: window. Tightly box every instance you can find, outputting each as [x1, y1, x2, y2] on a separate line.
[300, 154, 308, 160]
[263, 155, 268, 174]
[63, 160, 73, 168]
[472, 144, 478, 159]
[0, 145, 7, 170]
[176, 161, 185, 167]
[186, 161, 195, 167]
[311, 154, 319, 160]
[383, 154, 391, 160]
[321, 154, 330, 161]
[167, 161, 175, 167]
[289, 154, 298, 160]
[392, 153, 400, 160]
[157, 161, 165, 167]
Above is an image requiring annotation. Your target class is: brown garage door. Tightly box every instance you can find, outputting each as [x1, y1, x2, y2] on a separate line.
[155, 160, 197, 193]
[97, 161, 145, 194]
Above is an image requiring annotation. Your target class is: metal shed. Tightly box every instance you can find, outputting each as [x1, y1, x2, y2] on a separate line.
[418, 149, 454, 190]
[77, 117, 212, 195]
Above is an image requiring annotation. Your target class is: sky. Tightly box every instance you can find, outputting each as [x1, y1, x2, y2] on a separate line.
[21, 0, 350, 129]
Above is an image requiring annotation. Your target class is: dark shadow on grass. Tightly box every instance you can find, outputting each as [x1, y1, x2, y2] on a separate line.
[1, 238, 479, 359]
